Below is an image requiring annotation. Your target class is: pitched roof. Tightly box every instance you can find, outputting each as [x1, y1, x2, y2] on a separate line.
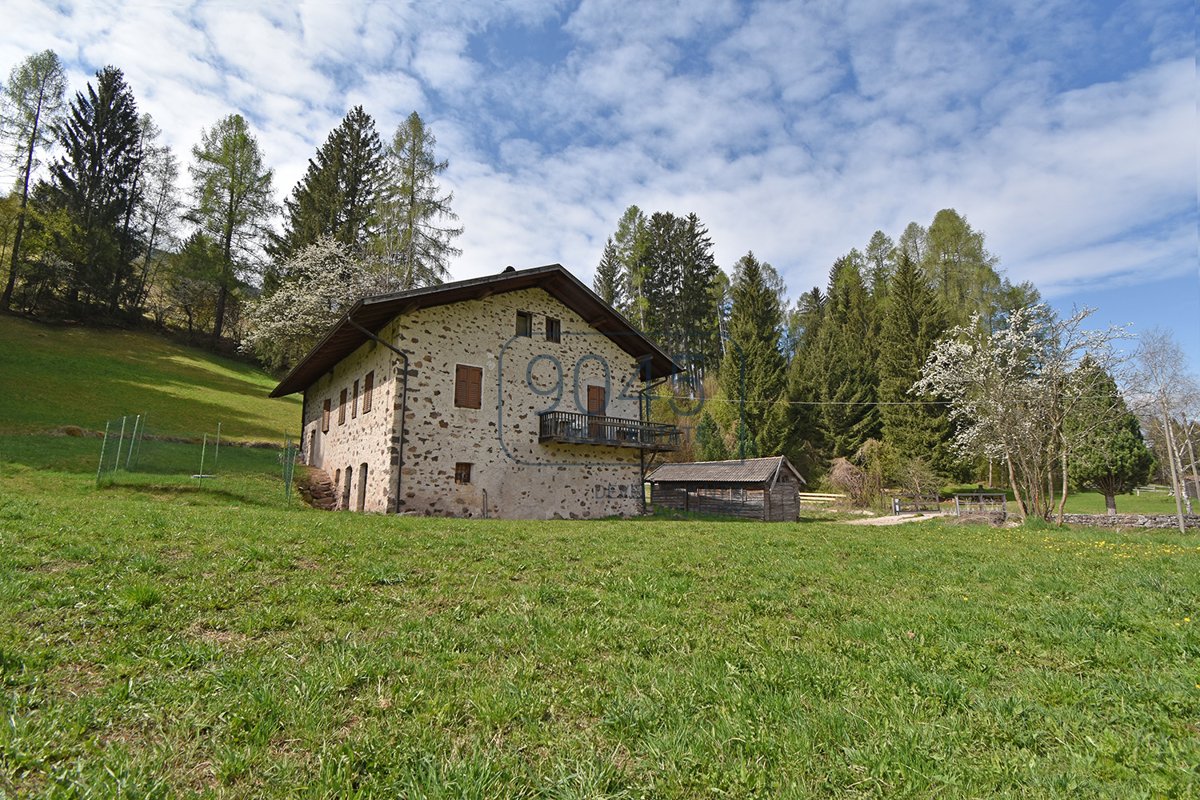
[645, 456, 805, 486]
[270, 264, 681, 397]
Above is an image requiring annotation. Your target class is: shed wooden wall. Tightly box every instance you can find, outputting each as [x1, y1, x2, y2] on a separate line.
[651, 484, 798, 522]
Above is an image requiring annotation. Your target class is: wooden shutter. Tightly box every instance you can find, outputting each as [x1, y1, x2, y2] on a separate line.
[587, 385, 606, 415]
[322, 399, 331, 432]
[455, 364, 482, 409]
[339, 389, 347, 424]
[363, 371, 374, 412]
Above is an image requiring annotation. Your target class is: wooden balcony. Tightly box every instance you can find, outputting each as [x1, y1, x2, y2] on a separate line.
[538, 411, 681, 452]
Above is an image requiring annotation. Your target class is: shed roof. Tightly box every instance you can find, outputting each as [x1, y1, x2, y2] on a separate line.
[270, 264, 681, 397]
[645, 456, 805, 486]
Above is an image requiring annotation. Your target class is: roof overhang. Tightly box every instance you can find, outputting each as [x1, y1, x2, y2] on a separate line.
[270, 264, 682, 397]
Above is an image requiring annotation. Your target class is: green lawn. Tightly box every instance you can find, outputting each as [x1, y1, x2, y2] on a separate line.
[0, 315, 300, 441]
[1, 318, 1196, 797]
[1, 440, 1197, 797]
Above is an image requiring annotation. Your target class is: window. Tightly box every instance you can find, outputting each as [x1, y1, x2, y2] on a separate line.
[363, 371, 374, 413]
[546, 316, 561, 343]
[516, 310, 532, 337]
[338, 389, 347, 424]
[455, 364, 482, 409]
[352, 380, 359, 419]
[322, 399, 331, 433]
[455, 462, 472, 484]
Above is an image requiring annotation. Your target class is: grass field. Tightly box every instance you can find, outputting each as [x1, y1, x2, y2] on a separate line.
[1, 316, 1198, 796]
[0, 315, 300, 441]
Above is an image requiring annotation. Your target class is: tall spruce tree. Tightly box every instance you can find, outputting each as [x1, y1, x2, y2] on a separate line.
[44, 65, 143, 315]
[593, 237, 623, 308]
[719, 252, 789, 458]
[877, 253, 952, 473]
[784, 286, 828, 474]
[189, 113, 275, 342]
[273, 106, 385, 263]
[1, 50, 67, 310]
[374, 111, 461, 289]
[1067, 359, 1154, 515]
[816, 253, 880, 457]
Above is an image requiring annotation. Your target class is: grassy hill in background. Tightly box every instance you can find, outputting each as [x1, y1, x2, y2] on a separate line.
[0, 315, 300, 442]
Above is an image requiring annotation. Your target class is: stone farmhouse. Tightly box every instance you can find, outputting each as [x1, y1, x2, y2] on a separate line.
[271, 264, 682, 519]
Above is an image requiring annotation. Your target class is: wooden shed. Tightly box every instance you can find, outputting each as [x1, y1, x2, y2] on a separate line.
[646, 456, 806, 521]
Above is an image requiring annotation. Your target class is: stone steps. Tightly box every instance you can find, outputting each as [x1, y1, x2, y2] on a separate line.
[296, 466, 337, 511]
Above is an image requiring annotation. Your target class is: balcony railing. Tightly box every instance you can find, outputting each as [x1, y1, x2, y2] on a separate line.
[538, 410, 681, 452]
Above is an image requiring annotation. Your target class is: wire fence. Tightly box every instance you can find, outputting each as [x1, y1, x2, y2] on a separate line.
[94, 413, 300, 505]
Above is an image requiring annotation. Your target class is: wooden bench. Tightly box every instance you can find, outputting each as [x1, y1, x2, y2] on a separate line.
[797, 492, 845, 505]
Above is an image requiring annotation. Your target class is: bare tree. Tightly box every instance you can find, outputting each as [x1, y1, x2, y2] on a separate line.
[1130, 329, 1198, 533]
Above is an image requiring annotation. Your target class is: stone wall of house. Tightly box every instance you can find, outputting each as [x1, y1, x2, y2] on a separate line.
[1061, 513, 1200, 529]
[300, 336, 400, 513]
[301, 285, 653, 518]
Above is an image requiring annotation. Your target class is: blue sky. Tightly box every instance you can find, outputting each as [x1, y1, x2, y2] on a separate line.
[3, 0, 1196, 369]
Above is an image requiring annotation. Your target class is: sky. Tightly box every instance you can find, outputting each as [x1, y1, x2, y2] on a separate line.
[3, 0, 1197, 369]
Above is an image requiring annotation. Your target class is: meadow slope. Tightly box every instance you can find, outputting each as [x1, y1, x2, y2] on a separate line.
[0, 315, 1197, 797]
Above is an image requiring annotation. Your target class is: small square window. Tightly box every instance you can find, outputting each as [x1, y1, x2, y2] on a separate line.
[516, 310, 532, 337]
[546, 317, 561, 343]
[454, 462, 472, 484]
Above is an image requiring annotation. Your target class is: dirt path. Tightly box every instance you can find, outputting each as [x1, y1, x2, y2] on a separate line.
[845, 511, 951, 526]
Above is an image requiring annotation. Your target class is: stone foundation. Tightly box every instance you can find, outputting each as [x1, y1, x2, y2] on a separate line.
[1061, 513, 1200, 530]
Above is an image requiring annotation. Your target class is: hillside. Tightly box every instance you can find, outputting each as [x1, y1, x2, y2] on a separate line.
[0, 315, 300, 442]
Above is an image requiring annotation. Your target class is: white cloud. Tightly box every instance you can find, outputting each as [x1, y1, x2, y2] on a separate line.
[0, 0, 1190, 340]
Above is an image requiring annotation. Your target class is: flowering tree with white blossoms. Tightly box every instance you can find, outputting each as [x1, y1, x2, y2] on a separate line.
[914, 305, 1130, 522]
[243, 237, 403, 371]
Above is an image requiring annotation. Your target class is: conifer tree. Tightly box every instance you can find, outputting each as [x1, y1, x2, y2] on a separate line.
[694, 411, 730, 461]
[1067, 359, 1154, 515]
[785, 286, 828, 474]
[189, 113, 275, 342]
[1, 49, 67, 310]
[611, 205, 647, 323]
[719, 252, 788, 458]
[816, 253, 880, 457]
[273, 106, 385, 263]
[44, 65, 144, 315]
[374, 111, 461, 289]
[864, 229, 895, 299]
[593, 237, 623, 308]
[877, 253, 952, 473]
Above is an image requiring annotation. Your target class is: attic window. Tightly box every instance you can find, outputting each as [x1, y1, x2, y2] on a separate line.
[516, 310, 532, 337]
[546, 317, 561, 343]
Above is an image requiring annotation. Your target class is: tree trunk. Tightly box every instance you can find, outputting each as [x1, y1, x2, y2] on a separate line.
[1105, 493, 1116, 515]
[1007, 455, 1026, 520]
[1056, 446, 1068, 525]
[2, 103, 41, 311]
[1161, 403, 1186, 534]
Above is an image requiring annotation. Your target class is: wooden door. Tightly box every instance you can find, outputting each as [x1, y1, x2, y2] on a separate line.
[587, 385, 606, 438]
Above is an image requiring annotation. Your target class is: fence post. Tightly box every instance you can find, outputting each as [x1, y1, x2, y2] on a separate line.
[112, 416, 127, 477]
[95, 421, 111, 486]
[126, 414, 141, 469]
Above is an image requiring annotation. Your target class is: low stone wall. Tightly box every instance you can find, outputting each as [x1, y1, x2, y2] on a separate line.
[1061, 513, 1200, 530]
